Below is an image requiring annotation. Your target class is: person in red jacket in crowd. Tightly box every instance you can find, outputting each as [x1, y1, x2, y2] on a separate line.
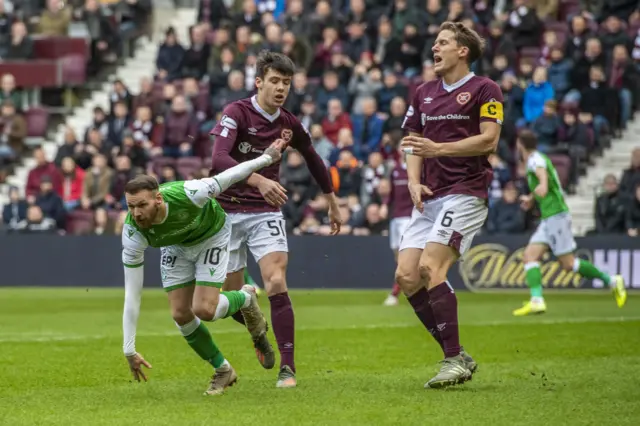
[59, 156, 86, 211]
[321, 98, 353, 144]
[25, 147, 63, 201]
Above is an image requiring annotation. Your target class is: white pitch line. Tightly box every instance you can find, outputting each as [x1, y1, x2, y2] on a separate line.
[0, 316, 638, 343]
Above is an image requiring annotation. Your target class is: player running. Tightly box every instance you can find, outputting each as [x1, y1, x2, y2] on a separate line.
[383, 148, 413, 306]
[514, 130, 627, 316]
[397, 22, 503, 389]
[210, 50, 342, 388]
[121, 141, 285, 395]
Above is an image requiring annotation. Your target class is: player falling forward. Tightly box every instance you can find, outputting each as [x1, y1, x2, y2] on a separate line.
[121, 141, 284, 395]
[383, 147, 413, 307]
[514, 130, 627, 316]
[398, 22, 503, 389]
[210, 51, 342, 388]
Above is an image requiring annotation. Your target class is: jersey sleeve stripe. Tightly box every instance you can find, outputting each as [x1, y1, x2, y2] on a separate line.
[195, 281, 224, 289]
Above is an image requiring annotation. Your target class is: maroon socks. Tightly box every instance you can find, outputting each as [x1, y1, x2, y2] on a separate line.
[269, 292, 295, 372]
[428, 282, 461, 358]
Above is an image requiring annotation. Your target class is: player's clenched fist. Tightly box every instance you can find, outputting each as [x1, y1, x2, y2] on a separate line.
[126, 353, 152, 382]
[400, 135, 440, 158]
[408, 182, 433, 213]
[264, 139, 286, 164]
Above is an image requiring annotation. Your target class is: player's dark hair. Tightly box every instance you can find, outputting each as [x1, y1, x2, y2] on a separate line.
[125, 174, 159, 195]
[518, 130, 538, 151]
[440, 21, 485, 65]
[256, 50, 296, 79]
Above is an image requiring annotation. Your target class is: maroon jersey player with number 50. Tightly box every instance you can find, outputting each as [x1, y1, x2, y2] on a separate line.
[397, 22, 504, 389]
[210, 51, 342, 388]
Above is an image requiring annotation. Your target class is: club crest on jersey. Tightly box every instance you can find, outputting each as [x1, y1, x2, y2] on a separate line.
[281, 128, 293, 143]
[238, 141, 252, 154]
[456, 92, 471, 105]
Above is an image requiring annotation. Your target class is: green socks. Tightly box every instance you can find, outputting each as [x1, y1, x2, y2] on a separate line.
[179, 318, 225, 368]
[524, 262, 544, 298]
[575, 258, 612, 286]
[220, 290, 249, 318]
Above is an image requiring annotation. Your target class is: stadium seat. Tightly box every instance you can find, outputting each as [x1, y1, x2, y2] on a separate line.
[548, 154, 572, 188]
[66, 210, 94, 235]
[151, 157, 177, 176]
[176, 157, 203, 178]
[520, 47, 542, 61]
[25, 107, 50, 147]
[61, 55, 88, 86]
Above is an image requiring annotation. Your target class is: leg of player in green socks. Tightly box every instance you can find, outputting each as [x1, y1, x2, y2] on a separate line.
[563, 256, 627, 308]
[514, 244, 548, 316]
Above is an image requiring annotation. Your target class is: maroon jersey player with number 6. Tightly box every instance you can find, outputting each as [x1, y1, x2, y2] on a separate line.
[210, 51, 342, 388]
[397, 22, 504, 389]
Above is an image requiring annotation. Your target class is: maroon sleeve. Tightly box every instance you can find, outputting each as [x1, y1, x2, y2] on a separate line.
[210, 106, 242, 172]
[401, 84, 424, 134]
[291, 119, 333, 194]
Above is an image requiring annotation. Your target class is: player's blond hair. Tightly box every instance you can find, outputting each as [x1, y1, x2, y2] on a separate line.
[440, 21, 485, 65]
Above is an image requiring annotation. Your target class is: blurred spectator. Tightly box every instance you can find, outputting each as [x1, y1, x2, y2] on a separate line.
[505, 0, 542, 50]
[0, 73, 22, 109]
[15, 205, 57, 234]
[382, 97, 405, 137]
[280, 0, 306, 36]
[600, 16, 631, 57]
[485, 21, 517, 67]
[4, 21, 33, 60]
[130, 105, 154, 146]
[488, 153, 512, 206]
[285, 71, 311, 116]
[107, 101, 131, 147]
[321, 98, 352, 145]
[373, 17, 401, 72]
[579, 65, 617, 137]
[626, 185, 640, 237]
[181, 25, 211, 80]
[159, 165, 180, 183]
[84, 106, 109, 143]
[352, 97, 384, 158]
[523, 66, 555, 125]
[82, 207, 116, 235]
[38, 0, 71, 36]
[360, 152, 389, 207]
[398, 23, 422, 77]
[559, 109, 591, 152]
[608, 44, 638, 128]
[0, 100, 26, 156]
[315, 70, 349, 115]
[197, 0, 229, 30]
[109, 80, 132, 116]
[108, 155, 135, 209]
[594, 174, 626, 234]
[120, 132, 149, 171]
[308, 124, 333, 165]
[81, 154, 113, 210]
[565, 15, 592, 63]
[281, 30, 312, 70]
[26, 148, 62, 198]
[572, 38, 606, 94]
[349, 65, 383, 115]
[80, 0, 117, 75]
[60, 156, 85, 211]
[209, 46, 239, 95]
[298, 95, 321, 130]
[2, 186, 27, 231]
[55, 126, 79, 166]
[534, 0, 558, 20]
[353, 203, 388, 235]
[212, 70, 250, 113]
[233, 0, 262, 34]
[487, 181, 526, 234]
[35, 175, 65, 229]
[162, 95, 197, 158]
[532, 100, 560, 151]
[329, 150, 361, 198]
[156, 27, 185, 81]
[281, 150, 314, 227]
[377, 72, 407, 114]
[132, 77, 157, 116]
[547, 47, 572, 101]
[620, 148, 640, 196]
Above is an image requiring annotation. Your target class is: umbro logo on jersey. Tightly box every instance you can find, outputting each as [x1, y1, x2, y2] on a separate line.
[248, 127, 258, 135]
[424, 97, 433, 104]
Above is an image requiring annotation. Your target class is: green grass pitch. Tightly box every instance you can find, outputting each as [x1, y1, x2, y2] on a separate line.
[0, 288, 639, 426]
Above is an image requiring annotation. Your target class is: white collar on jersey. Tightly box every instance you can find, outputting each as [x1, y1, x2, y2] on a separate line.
[251, 95, 281, 122]
[442, 72, 475, 93]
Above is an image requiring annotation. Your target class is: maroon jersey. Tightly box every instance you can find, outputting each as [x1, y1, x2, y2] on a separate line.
[210, 96, 333, 213]
[402, 73, 504, 200]
[389, 161, 413, 219]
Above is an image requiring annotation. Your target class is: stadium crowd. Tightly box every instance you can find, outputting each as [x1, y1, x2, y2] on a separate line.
[2, 0, 640, 238]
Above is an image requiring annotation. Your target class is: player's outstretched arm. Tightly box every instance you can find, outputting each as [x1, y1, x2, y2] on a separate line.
[186, 140, 286, 205]
[121, 225, 151, 381]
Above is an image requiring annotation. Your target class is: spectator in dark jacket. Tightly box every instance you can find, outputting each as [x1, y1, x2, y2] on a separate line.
[565, 15, 592, 62]
[595, 174, 627, 234]
[2, 186, 27, 231]
[620, 148, 640, 197]
[626, 185, 640, 237]
[547, 47, 573, 100]
[571, 38, 606, 94]
[197, 0, 229, 30]
[376, 72, 407, 114]
[505, 0, 543, 50]
[107, 101, 131, 148]
[487, 181, 526, 234]
[35, 176, 66, 229]
[156, 27, 185, 81]
[15, 205, 57, 234]
[281, 150, 315, 227]
[181, 24, 210, 80]
[315, 70, 350, 116]
[5, 21, 33, 60]
[162, 95, 197, 158]
[532, 100, 560, 151]
[579, 65, 618, 136]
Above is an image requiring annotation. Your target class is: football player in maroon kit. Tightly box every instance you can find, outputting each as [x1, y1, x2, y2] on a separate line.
[383, 147, 413, 307]
[397, 22, 504, 389]
[210, 51, 342, 388]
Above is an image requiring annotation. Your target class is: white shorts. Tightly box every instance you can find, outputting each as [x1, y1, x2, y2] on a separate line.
[227, 211, 289, 273]
[160, 216, 231, 291]
[399, 194, 488, 256]
[389, 217, 411, 250]
[529, 212, 576, 256]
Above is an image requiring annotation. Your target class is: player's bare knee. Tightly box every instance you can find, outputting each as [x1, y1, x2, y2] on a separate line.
[395, 266, 420, 294]
[523, 247, 539, 264]
[559, 255, 575, 272]
[418, 261, 433, 287]
[264, 269, 287, 296]
[171, 305, 194, 325]
[192, 300, 218, 322]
